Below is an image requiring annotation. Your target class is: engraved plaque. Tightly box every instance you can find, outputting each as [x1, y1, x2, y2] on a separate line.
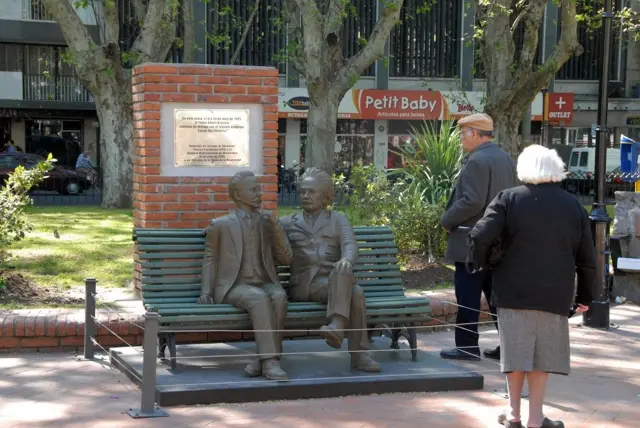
[174, 109, 250, 167]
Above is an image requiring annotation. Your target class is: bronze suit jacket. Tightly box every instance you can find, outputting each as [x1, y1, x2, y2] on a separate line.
[280, 210, 359, 295]
[200, 210, 293, 304]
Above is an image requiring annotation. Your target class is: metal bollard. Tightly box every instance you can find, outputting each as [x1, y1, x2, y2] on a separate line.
[84, 278, 97, 359]
[127, 312, 168, 418]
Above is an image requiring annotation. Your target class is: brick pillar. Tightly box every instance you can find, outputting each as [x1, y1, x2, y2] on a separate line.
[131, 64, 280, 291]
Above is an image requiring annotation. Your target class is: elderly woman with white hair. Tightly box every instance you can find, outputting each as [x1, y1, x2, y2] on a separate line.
[468, 145, 595, 428]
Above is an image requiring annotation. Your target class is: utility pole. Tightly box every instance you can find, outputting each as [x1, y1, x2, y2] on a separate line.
[584, 0, 613, 330]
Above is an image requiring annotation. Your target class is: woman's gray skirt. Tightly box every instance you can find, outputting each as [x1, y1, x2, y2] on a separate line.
[497, 308, 571, 375]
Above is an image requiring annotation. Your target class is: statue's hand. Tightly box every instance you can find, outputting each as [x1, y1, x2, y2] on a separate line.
[260, 210, 280, 229]
[335, 258, 353, 275]
[197, 294, 215, 304]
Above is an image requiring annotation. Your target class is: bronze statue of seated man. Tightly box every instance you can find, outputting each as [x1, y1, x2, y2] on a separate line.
[197, 171, 293, 381]
[280, 167, 381, 373]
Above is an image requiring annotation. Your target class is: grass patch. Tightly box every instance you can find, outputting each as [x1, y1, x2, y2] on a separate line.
[1, 206, 133, 289]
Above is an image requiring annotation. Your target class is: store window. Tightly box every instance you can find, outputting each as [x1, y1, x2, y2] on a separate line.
[387, 120, 440, 169]
[0, 118, 11, 149]
[277, 119, 286, 168]
[300, 119, 374, 170]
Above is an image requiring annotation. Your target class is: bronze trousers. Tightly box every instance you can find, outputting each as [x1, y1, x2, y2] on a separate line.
[290, 269, 369, 351]
[224, 282, 287, 360]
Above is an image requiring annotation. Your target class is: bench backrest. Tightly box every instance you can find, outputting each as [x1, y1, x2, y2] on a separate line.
[134, 225, 402, 307]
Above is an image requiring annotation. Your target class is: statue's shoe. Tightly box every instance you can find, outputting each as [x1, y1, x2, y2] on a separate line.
[319, 325, 344, 349]
[262, 359, 289, 381]
[244, 360, 262, 377]
[351, 354, 381, 373]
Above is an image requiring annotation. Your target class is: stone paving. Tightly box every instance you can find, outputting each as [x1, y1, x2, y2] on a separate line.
[1, 303, 639, 428]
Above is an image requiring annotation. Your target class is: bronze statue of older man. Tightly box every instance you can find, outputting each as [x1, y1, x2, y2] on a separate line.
[198, 171, 293, 381]
[280, 168, 381, 372]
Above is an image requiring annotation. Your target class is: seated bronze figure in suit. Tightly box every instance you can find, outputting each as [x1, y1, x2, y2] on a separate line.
[280, 168, 381, 373]
[198, 171, 293, 381]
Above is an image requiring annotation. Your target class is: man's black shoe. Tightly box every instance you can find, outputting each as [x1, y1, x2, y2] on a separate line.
[483, 346, 501, 360]
[440, 349, 480, 361]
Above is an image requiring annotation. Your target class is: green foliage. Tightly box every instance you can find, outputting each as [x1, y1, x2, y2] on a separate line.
[391, 120, 463, 205]
[0, 155, 54, 260]
[340, 121, 462, 261]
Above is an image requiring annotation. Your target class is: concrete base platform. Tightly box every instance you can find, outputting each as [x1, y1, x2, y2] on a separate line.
[110, 337, 484, 406]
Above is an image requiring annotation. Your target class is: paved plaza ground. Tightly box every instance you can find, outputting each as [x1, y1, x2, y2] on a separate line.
[1, 303, 638, 428]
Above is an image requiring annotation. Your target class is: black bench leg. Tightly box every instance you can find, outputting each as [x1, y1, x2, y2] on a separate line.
[168, 333, 177, 370]
[408, 325, 418, 362]
[390, 328, 402, 350]
[158, 333, 168, 359]
[367, 328, 374, 344]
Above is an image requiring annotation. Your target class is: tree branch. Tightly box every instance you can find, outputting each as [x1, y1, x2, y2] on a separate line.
[230, 0, 261, 65]
[284, 0, 305, 73]
[91, 0, 119, 45]
[40, 0, 104, 90]
[511, 0, 581, 101]
[517, 0, 546, 73]
[131, 0, 179, 64]
[182, 0, 197, 63]
[295, 0, 325, 78]
[132, 0, 148, 24]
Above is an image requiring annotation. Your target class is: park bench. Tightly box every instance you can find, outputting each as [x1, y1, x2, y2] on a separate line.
[133, 225, 431, 370]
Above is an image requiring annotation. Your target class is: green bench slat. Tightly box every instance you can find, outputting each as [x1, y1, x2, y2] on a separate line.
[138, 244, 205, 251]
[142, 277, 201, 285]
[138, 237, 207, 244]
[355, 234, 394, 241]
[141, 278, 403, 292]
[158, 306, 430, 324]
[356, 242, 397, 249]
[142, 268, 202, 276]
[354, 263, 399, 271]
[354, 270, 401, 278]
[135, 229, 204, 237]
[142, 286, 405, 299]
[159, 315, 429, 332]
[142, 252, 203, 259]
[358, 248, 398, 256]
[149, 296, 427, 309]
[154, 299, 429, 315]
[140, 261, 203, 269]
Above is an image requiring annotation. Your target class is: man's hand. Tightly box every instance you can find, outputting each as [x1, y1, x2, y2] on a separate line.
[576, 304, 589, 313]
[335, 258, 353, 275]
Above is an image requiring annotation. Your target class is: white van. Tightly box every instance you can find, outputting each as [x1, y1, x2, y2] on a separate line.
[567, 147, 620, 175]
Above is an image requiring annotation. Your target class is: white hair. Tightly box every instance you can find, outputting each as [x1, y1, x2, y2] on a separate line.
[517, 144, 567, 184]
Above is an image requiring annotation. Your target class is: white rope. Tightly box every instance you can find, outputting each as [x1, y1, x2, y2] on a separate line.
[154, 367, 503, 388]
[91, 316, 143, 355]
[90, 338, 144, 385]
[155, 320, 497, 334]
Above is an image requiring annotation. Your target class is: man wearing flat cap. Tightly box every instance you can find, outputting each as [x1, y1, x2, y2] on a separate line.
[440, 113, 517, 361]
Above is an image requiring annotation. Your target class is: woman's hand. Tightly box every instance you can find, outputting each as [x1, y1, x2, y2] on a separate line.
[576, 304, 589, 313]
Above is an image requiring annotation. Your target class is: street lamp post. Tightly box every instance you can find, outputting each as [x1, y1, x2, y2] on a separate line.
[584, 0, 613, 330]
[541, 88, 549, 147]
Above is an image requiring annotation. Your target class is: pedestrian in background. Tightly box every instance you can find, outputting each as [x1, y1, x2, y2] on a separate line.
[440, 113, 518, 361]
[469, 145, 595, 428]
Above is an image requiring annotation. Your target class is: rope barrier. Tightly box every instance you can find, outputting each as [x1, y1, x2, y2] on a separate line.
[91, 316, 143, 354]
[427, 296, 497, 318]
[89, 337, 144, 384]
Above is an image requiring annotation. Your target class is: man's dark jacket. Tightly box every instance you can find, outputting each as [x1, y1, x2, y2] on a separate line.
[441, 142, 517, 263]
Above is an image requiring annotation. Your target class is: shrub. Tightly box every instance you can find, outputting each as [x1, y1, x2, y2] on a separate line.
[0, 154, 54, 260]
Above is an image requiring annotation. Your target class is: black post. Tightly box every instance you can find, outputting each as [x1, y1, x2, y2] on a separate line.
[585, 0, 613, 330]
[541, 88, 549, 147]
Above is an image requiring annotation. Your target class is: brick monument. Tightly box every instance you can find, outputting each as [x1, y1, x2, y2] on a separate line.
[131, 63, 280, 292]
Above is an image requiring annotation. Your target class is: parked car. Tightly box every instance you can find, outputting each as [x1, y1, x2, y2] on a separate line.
[26, 136, 82, 168]
[0, 153, 91, 195]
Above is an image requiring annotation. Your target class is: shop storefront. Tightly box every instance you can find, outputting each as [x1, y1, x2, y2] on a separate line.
[277, 88, 573, 169]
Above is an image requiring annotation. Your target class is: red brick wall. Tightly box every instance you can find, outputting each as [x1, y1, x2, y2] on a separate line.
[131, 63, 280, 228]
[131, 64, 280, 291]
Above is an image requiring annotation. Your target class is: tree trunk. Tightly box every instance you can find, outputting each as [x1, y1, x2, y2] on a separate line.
[490, 110, 523, 159]
[181, 0, 197, 63]
[94, 86, 133, 208]
[304, 94, 340, 173]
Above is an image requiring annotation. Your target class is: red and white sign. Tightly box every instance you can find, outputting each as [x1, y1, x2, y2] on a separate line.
[545, 92, 574, 126]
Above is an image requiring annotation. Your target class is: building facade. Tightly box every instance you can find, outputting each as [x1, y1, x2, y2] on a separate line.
[2, 0, 640, 169]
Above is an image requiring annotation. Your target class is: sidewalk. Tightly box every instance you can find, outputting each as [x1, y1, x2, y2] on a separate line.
[1, 303, 638, 428]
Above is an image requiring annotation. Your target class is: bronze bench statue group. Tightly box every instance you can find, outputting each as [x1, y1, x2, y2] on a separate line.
[196, 168, 380, 381]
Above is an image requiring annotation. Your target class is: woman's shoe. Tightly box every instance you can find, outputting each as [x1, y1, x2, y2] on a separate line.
[528, 417, 564, 428]
[498, 411, 524, 428]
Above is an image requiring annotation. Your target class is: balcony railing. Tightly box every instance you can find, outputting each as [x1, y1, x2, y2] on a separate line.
[23, 74, 93, 103]
[22, 0, 55, 21]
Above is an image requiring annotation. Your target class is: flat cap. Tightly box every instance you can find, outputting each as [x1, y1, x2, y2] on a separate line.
[457, 113, 494, 132]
